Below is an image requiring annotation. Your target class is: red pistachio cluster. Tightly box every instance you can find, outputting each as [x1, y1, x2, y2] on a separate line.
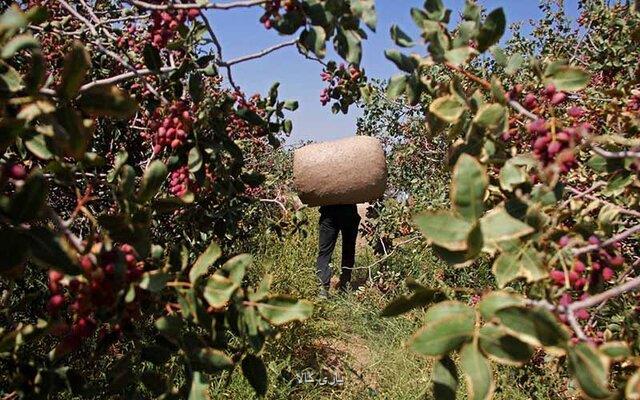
[226, 92, 268, 140]
[319, 63, 364, 107]
[259, 0, 299, 29]
[47, 244, 144, 352]
[146, 101, 193, 154]
[149, 8, 199, 48]
[521, 83, 568, 111]
[526, 114, 591, 172]
[168, 165, 195, 197]
[550, 236, 624, 291]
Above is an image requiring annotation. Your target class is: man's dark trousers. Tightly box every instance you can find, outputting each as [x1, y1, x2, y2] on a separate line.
[316, 204, 361, 288]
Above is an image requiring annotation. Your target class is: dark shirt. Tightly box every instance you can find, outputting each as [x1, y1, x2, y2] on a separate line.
[319, 204, 359, 220]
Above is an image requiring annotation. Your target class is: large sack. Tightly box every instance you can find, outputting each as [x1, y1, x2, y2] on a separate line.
[293, 136, 387, 206]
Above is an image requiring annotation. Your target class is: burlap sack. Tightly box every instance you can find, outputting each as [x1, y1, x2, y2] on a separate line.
[293, 136, 387, 206]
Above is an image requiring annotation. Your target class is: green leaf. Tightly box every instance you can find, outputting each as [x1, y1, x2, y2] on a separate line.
[143, 43, 162, 72]
[433, 356, 458, 399]
[390, 24, 414, 47]
[499, 161, 526, 191]
[140, 270, 170, 292]
[0, 227, 28, 272]
[505, 53, 524, 75]
[24, 133, 53, 160]
[478, 291, 523, 320]
[473, 103, 507, 131]
[107, 150, 128, 183]
[257, 296, 313, 326]
[480, 208, 534, 244]
[429, 95, 466, 124]
[350, 0, 377, 31]
[335, 28, 362, 65]
[248, 274, 272, 302]
[1, 34, 38, 59]
[283, 100, 298, 111]
[189, 72, 204, 103]
[8, 172, 46, 223]
[410, 7, 429, 29]
[300, 26, 327, 58]
[190, 240, 222, 283]
[545, 66, 590, 91]
[78, 84, 138, 119]
[462, 0, 481, 21]
[460, 342, 494, 400]
[479, 324, 534, 366]
[476, 8, 506, 52]
[410, 302, 475, 356]
[568, 343, 611, 399]
[424, 0, 447, 21]
[409, 315, 475, 356]
[242, 354, 268, 396]
[188, 147, 203, 172]
[203, 275, 238, 308]
[380, 286, 441, 317]
[626, 369, 640, 400]
[454, 21, 479, 47]
[492, 248, 545, 288]
[58, 42, 90, 99]
[188, 371, 209, 400]
[384, 49, 418, 73]
[27, 227, 81, 275]
[387, 74, 408, 99]
[492, 253, 520, 288]
[600, 341, 631, 361]
[193, 347, 234, 372]
[414, 212, 473, 251]
[138, 160, 168, 203]
[155, 315, 183, 343]
[451, 154, 486, 221]
[425, 301, 475, 323]
[445, 46, 476, 66]
[221, 254, 251, 285]
[0, 7, 28, 33]
[519, 247, 546, 282]
[496, 306, 570, 351]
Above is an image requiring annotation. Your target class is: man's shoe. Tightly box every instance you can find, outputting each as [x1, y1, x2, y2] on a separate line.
[337, 278, 351, 293]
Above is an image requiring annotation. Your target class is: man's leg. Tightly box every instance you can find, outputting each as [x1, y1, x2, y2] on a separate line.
[316, 214, 339, 288]
[339, 219, 359, 289]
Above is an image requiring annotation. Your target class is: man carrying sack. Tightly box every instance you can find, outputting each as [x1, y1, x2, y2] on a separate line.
[293, 136, 387, 299]
[316, 204, 361, 297]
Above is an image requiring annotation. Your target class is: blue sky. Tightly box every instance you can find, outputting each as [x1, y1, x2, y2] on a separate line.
[206, 1, 579, 144]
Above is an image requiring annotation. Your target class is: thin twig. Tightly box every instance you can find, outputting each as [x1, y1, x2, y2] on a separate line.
[566, 185, 640, 218]
[40, 67, 177, 96]
[592, 146, 640, 159]
[58, 0, 98, 35]
[560, 182, 606, 209]
[572, 224, 640, 256]
[444, 62, 541, 121]
[259, 198, 288, 216]
[219, 39, 298, 66]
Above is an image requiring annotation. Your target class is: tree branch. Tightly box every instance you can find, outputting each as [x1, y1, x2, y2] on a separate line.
[124, 0, 268, 10]
[219, 39, 299, 67]
[41, 66, 177, 97]
[566, 185, 640, 218]
[444, 62, 540, 121]
[572, 224, 640, 256]
[592, 146, 640, 159]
